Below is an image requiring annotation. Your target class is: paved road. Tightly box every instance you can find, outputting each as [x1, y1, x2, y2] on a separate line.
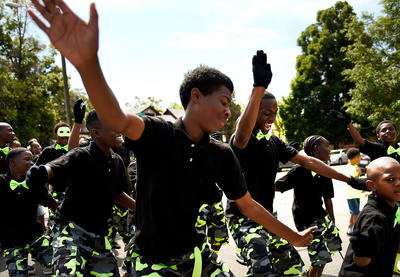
[0, 165, 376, 276]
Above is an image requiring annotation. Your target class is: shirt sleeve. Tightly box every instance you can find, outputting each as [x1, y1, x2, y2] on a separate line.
[350, 213, 387, 258]
[217, 145, 248, 200]
[125, 116, 169, 156]
[35, 147, 51, 165]
[274, 136, 298, 163]
[275, 166, 302, 192]
[47, 148, 81, 188]
[359, 140, 385, 160]
[321, 176, 334, 199]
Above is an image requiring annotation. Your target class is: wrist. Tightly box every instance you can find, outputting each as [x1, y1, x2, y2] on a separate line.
[76, 55, 100, 75]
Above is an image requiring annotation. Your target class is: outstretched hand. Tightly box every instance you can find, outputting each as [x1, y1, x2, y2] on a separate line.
[28, 0, 99, 69]
[330, 109, 351, 125]
[252, 50, 272, 88]
[291, 226, 317, 247]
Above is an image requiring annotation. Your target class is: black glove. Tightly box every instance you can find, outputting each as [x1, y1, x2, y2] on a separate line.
[288, 141, 300, 150]
[26, 165, 48, 189]
[329, 109, 351, 125]
[73, 99, 86, 124]
[348, 176, 368, 191]
[252, 50, 272, 88]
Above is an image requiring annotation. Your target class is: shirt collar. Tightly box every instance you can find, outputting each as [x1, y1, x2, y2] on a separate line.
[173, 117, 210, 146]
[368, 193, 398, 218]
[89, 141, 114, 162]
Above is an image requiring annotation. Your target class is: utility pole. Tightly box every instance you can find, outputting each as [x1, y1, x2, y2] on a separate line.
[61, 55, 72, 125]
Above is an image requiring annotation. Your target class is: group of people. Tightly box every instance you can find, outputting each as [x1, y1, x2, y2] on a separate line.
[0, 0, 398, 276]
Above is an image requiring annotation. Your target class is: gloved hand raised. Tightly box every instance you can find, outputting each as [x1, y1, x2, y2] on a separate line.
[329, 109, 351, 125]
[73, 99, 86, 124]
[252, 50, 272, 88]
[26, 165, 49, 189]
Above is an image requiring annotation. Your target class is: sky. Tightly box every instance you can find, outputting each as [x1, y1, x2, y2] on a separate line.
[29, 0, 383, 110]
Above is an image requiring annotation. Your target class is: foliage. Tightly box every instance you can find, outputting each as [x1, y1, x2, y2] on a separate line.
[125, 96, 163, 113]
[344, 0, 400, 137]
[279, 1, 356, 146]
[0, 0, 86, 146]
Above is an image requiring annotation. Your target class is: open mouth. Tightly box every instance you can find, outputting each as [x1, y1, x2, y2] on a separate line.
[115, 136, 123, 143]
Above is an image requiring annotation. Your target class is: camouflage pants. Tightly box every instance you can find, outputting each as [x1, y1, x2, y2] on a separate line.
[195, 201, 229, 249]
[48, 190, 66, 237]
[305, 215, 342, 266]
[125, 241, 233, 276]
[107, 204, 132, 246]
[2, 235, 52, 277]
[228, 215, 304, 277]
[53, 222, 120, 277]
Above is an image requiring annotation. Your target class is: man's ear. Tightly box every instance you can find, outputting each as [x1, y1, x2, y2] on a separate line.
[366, 179, 376, 192]
[190, 88, 202, 105]
[91, 129, 100, 139]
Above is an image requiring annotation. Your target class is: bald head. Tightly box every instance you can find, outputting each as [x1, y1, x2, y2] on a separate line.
[367, 157, 400, 181]
[0, 122, 11, 130]
[0, 122, 14, 146]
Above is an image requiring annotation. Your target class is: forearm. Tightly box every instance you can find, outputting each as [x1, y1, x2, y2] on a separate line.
[234, 87, 265, 149]
[114, 192, 135, 211]
[293, 154, 350, 182]
[68, 123, 81, 151]
[348, 123, 365, 146]
[77, 57, 129, 134]
[239, 197, 301, 244]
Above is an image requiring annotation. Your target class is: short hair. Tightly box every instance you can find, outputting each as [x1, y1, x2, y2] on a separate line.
[303, 135, 328, 156]
[261, 91, 275, 101]
[179, 65, 234, 109]
[346, 148, 360, 160]
[85, 110, 102, 132]
[28, 138, 38, 146]
[5, 147, 29, 166]
[54, 122, 70, 134]
[376, 120, 397, 135]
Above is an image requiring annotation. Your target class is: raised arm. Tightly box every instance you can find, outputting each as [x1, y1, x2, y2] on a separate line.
[233, 50, 272, 149]
[28, 0, 144, 141]
[68, 99, 86, 151]
[330, 109, 365, 146]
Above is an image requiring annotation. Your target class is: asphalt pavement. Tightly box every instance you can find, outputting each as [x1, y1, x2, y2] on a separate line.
[0, 164, 384, 276]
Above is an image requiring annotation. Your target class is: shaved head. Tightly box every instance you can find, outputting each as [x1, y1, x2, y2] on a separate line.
[0, 122, 11, 130]
[367, 157, 399, 181]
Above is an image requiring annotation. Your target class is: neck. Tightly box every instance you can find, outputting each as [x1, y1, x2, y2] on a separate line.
[182, 113, 205, 143]
[94, 140, 111, 157]
[9, 170, 25, 182]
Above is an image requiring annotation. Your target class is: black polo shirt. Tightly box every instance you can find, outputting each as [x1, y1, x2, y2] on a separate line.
[226, 133, 298, 216]
[36, 144, 70, 193]
[275, 165, 334, 231]
[47, 141, 126, 235]
[339, 194, 400, 277]
[0, 173, 53, 249]
[124, 116, 247, 262]
[360, 139, 400, 163]
[0, 151, 8, 174]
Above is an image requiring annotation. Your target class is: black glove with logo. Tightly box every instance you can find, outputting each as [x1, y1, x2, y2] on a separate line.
[329, 109, 351, 125]
[73, 99, 86, 124]
[348, 176, 368, 191]
[252, 50, 272, 88]
[26, 165, 48, 189]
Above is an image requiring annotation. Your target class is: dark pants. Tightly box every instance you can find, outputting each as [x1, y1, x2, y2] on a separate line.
[53, 222, 120, 277]
[228, 215, 304, 277]
[2, 235, 52, 277]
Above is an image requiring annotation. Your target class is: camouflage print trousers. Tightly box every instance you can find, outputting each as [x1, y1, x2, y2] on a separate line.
[52, 222, 120, 277]
[195, 201, 229, 250]
[107, 204, 132, 246]
[227, 215, 304, 277]
[2, 235, 52, 277]
[125, 241, 233, 277]
[304, 215, 342, 266]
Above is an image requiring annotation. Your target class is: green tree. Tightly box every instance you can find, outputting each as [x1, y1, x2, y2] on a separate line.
[344, 0, 400, 137]
[279, 1, 356, 146]
[125, 96, 164, 113]
[219, 92, 241, 141]
[0, 0, 83, 145]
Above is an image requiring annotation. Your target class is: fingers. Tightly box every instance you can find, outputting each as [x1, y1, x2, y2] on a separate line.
[27, 8, 49, 35]
[89, 2, 99, 29]
[54, 0, 73, 14]
[43, 0, 61, 17]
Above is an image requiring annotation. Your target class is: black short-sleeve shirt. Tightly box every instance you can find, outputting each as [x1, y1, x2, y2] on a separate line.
[0, 151, 8, 174]
[0, 173, 53, 248]
[36, 144, 70, 192]
[226, 133, 298, 215]
[47, 142, 126, 235]
[275, 165, 334, 230]
[339, 194, 400, 277]
[124, 116, 247, 262]
[360, 140, 400, 163]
